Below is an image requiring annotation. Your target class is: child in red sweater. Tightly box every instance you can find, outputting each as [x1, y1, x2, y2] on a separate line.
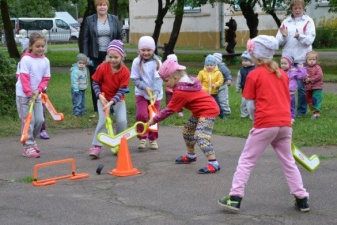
[147, 59, 221, 174]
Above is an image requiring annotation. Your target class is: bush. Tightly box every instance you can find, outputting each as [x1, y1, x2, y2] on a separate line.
[0, 52, 17, 115]
[313, 27, 337, 48]
[313, 17, 337, 48]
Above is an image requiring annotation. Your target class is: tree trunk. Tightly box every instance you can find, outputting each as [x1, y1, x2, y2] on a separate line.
[163, 0, 184, 60]
[1, 0, 20, 58]
[79, 0, 96, 53]
[268, 10, 281, 27]
[239, 1, 259, 38]
[153, 0, 175, 55]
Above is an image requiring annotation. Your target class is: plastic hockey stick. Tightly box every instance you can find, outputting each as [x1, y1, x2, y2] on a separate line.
[98, 122, 148, 148]
[291, 142, 320, 172]
[41, 93, 64, 122]
[20, 97, 36, 143]
[147, 91, 158, 132]
[101, 93, 117, 154]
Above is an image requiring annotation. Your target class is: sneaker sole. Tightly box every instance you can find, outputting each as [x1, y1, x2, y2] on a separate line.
[22, 153, 40, 158]
[299, 208, 310, 212]
[89, 154, 99, 159]
[217, 201, 240, 213]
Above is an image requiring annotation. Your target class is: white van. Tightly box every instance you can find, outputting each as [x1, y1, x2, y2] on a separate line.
[3, 17, 79, 44]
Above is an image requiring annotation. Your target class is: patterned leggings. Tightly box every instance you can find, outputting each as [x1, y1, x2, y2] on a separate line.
[182, 116, 216, 156]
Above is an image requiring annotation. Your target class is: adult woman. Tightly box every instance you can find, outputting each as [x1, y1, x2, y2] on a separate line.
[82, 0, 122, 112]
[276, 0, 316, 117]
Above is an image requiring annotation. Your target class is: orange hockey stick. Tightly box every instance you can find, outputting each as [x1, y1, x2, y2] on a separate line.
[20, 97, 35, 144]
[41, 93, 64, 122]
[147, 91, 158, 132]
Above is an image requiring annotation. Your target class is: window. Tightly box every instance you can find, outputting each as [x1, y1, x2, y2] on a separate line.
[233, 0, 285, 11]
[316, 0, 329, 7]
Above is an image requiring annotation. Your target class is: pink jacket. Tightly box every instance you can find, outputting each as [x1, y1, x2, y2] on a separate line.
[304, 64, 323, 90]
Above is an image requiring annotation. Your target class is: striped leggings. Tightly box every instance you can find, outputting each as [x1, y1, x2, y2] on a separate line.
[182, 116, 216, 156]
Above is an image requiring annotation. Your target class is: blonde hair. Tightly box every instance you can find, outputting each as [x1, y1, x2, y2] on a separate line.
[290, 0, 305, 9]
[95, 0, 109, 7]
[306, 51, 319, 65]
[138, 56, 161, 73]
[255, 58, 282, 78]
[168, 70, 185, 79]
[28, 32, 46, 52]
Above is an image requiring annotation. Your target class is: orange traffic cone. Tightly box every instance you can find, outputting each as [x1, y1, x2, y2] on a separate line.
[109, 137, 141, 177]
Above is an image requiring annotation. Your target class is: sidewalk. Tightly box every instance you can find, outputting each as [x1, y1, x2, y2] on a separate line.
[1, 126, 336, 224]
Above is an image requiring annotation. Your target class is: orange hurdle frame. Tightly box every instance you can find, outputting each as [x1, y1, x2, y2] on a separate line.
[32, 158, 89, 186]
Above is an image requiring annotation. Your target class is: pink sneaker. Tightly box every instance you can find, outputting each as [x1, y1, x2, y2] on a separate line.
[33, 141, 40, 153]
[22, 146, 40, 158]
[89, 146, 102, 159]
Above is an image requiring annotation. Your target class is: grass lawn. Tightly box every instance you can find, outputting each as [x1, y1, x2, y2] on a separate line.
[1, 44, 337, 148]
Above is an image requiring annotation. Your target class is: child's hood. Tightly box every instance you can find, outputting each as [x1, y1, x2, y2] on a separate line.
[174, 76, 202, 92]
[70, 63, 79, 72]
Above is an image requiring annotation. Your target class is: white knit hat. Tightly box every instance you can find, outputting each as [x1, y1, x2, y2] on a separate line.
[138, 36, 155, 50]
[167, 54, 178, 62]
[213, 53, 222, 64]
[247, 35, 279, 60]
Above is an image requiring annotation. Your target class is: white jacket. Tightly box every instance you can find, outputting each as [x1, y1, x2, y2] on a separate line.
[276, 15, 316, 63]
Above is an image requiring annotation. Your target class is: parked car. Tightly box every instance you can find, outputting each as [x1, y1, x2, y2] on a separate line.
[2, 17, 79, 44]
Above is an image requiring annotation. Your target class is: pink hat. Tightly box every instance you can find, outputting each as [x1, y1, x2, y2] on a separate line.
[159, 59, 186, 79]
[281, 55, 293, 66]
[138, 36, 155, 50]
[107, 40, 125, 57]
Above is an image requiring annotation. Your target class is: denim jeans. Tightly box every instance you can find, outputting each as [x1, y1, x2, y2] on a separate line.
[72, 89, 86, 116]
[294, 63, 307, 115]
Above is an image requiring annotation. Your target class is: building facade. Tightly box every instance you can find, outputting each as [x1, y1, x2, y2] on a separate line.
[129, 0, 336, 48]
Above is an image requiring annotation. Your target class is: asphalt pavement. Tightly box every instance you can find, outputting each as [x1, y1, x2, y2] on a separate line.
[1, 125, 337, 225]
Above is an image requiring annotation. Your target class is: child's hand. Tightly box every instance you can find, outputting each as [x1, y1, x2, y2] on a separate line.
[147, 119, 154, 127]
[298, 63, 303, 68]
[98, 94, 107, 106]
[146, 87, 152, 95]
[211, 84, 217, 89]
[152, 94, 158, 103]
[104, 101, 113, 110]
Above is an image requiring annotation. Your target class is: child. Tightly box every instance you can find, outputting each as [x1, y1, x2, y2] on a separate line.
[70, 53, 89, 117]
[131, 36, 163, 150]
[197, 54, 223, 118]
[89, 40, 130, 158]
[236, 51, 255, 119]
[218, 35, 309, 213]
[165, 54, 184, 117]
[303, 51, 323, 119]
[213, 53, 233, 119]
[17, 38, 50, 140]
[280, 55, 307, 123]
[147, 59, 221, 174]
[15, 32, 51, 158]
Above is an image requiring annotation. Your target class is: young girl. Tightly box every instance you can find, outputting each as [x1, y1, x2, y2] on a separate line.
[196, 55, 223, 118]
[165, 54, 183, 117]
[89, 40, 130, 158]
[131, 36, 163, 150]
[303, 51, 323, 119]
[16, 32, 51, 158]
[218, 35, 309, 212]
[280, 55, 307, 123]
[147, 59, 221, 174]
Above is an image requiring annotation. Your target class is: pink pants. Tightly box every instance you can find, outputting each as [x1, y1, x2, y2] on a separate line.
[229, 126, 309, 198]
[135, 95, 160, 141]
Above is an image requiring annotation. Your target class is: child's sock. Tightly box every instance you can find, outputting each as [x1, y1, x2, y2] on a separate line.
[187, 153, 196, 159]
[208, 159, 219, 167]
